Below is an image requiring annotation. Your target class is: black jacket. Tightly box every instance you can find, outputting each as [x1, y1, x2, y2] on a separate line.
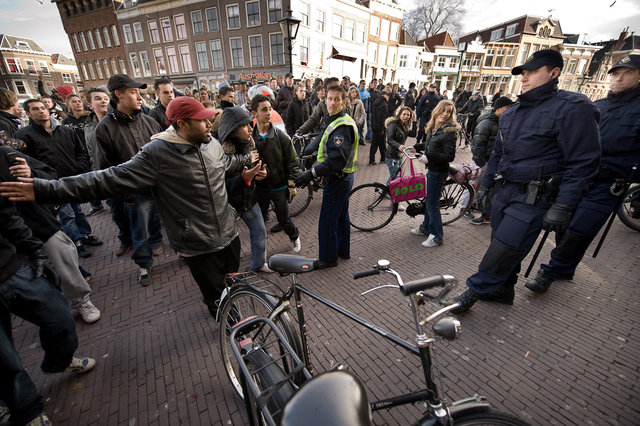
[285, 98, 311, 137]
[385, 119, 417, 159]
[388, 92, 403, 116]
[455, 90, 471, 110]
[275, 84, 294, 120]
[371, 97, 390, 133]
[415, 123, 460, 173]
[0, 110, 21, 137]
[460, 96, 485, 116]
[253, 124, 300, 190]
[148, 103, 169, 131]
[15, 118, 90, 178]
[471, 111, 499, 167]
[417, 92, 441, 123]
[404, 89, 417, 110]
[223, 134, 258, 212]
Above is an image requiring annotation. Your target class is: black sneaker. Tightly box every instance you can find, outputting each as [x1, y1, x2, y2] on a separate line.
[470, 217, 491, 225]
[524, 270, 555, 294]
[139, 268, 152, 286]
[450, 289, 479, 313]
[82, 235, 103, 246]
[484, 286, 515, 305]
[76, 242, 91, 258]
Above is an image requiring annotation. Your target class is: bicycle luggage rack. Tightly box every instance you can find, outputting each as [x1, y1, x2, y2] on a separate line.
[230, 317, 312, 426]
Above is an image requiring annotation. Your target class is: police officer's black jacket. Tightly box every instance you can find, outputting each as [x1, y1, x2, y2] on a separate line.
[596, 84, 640, 181]
[416, 92, 441, 122]
[471, 110, 499, 167]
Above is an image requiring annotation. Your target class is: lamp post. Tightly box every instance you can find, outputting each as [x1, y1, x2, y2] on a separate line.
[278, 9, 301, 76]
[577, 73, 592, 93]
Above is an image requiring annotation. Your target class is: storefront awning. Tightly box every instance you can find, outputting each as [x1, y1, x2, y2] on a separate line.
[330, 46, 359, 62]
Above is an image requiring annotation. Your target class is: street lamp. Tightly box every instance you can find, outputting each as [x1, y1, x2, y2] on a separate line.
[278, 9, 301, 76]
[577, 73, 592, 93]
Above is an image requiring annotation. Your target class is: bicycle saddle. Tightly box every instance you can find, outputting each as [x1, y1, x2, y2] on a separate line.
[280, 370, 372, 426]
[268, 254, 318, 275]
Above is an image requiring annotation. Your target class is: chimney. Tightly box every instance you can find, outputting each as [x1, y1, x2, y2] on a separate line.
[613, 27, 628, 51]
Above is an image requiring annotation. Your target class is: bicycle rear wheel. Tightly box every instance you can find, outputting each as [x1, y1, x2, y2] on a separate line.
[289, 183, 313, 217]
[440, 180, 474, 225]
[451, 409, 530, 425]
[219, 287, 302, 400]
[349, 183, 397, 231]
[617, 185, 640, 232]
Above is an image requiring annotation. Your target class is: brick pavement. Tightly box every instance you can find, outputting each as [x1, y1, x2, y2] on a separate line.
[10, 141, 640, 425]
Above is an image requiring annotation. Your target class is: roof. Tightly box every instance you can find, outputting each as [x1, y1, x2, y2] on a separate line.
[51, 54, 76, 65]
[0, 34, 47, 54]
[458, 15, 564, 44]
[417, 32, 456, 52]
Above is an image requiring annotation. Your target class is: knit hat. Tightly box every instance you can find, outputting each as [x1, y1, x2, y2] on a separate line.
[53, 85, 74, 99]
[217, 106, 253, 142]
[493, 96, 514, 110]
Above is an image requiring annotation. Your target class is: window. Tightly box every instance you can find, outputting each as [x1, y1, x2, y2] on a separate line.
[95, 29, 103, 48]
[166, 46, 179, 73]
[129, 53, 141, 77]
[577, 59, 587, 75]
[229, 37, 244, 67]
[399, 54, 408, 68]
[39, 61, 49, 75]
[110, 58, 117, 76]
[95, 60, 104, 80]
[191, 10, 203, 34]
[333, 17, 343, 39]
[437, 57, 446, 67]
[345, 20, 355, 41]
[316, 9, 325, 32]
[299, 2, 309, 26]
[206, 7, 219, 31]
[161, 17, 173, 42]
[88, 62, 96, 80]
[138, 51, 151, 77]
[368, 42, 377, 62]
[5, 58, 23, 73]
[81, 63, 89, 81]
[119, 58, 126, 74]
[519, 43, 530, 65]
[357, 23, 366, 43]
[25, 59, 37, 74]
[102, 58, 110, 78]
[72, 34, 81, 52]
[370, 16, 380, 36]
[103, 27, 112, 48]
[227, 5, 240, 29]
[299, 35, 308, 64]
[449, 57, 458, 68]
[123, 25, 133, 44]
[249, 35, 263, 66]
[462, 56, 471, 69]
[317, 41, 325, 68]
[246, 1, 260, 27]
[269, 33, 283, 65]
[179, 45, 192, 72]
[414, 56, 421, 69]
[378, 44, 387, 65]
[484, 49, 495, 67]
[148, 21, 160, 44]
[505, 49, 516, 68]
[538, 26, 551, 38]
[62, 73, 73, 83]
[490, 29, 503, 41]
[14, 81, 28, 96]
[87, 31, 96, 50]
[111, 25, 120, 46]
[210, 40, 224, 69]
[175, 15, 187, 39]
[268, 0, 281, 23]
[154, 48, 167, 74]
[390, 22, 399, 41]
[505, 24, 517, 37]
[80, 33, 88, 51]
[494, 49, 505, 68]
[566, 58, 578, 74]
[133, 22, 144, 42]
[380, 19, 390, 42]
[387, 47, 397, 66]
[195, 41, 209, 70]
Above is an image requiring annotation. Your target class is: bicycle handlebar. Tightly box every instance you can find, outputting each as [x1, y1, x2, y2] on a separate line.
[353, 269, 381, 279]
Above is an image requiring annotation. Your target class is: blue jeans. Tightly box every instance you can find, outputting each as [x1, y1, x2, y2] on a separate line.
[318, 173, 354, 263]
[365, 116, 372, 141]
[0, 264, 78, 424]
[239, 203, 268, 270]
[419, 171, 448, 240]
[385, 157, 402, 186]
[57, 203, 92, 242]
[124, 194, 163, 269]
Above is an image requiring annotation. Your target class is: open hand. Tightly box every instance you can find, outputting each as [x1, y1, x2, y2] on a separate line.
[0, 177, 36, 202]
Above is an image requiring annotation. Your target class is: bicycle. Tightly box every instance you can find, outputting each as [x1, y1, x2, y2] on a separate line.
[456, 113, 472, 149]
[618, 184, 640, 232]
[287, 132, 323, 217]
[218, 255, 529, 426]
[349, 148, 475, 231]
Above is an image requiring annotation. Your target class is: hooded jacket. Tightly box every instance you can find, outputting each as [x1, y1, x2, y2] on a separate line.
[34, 127, 245, 255]
[471, 110, 499, 167]
[415, 123, 460, 173]
[0, 110, 22, 137]
[385, 117, 417, 159]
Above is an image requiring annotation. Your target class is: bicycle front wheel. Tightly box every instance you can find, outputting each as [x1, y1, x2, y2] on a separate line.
[349, 183, 397, 231]
[451, 409, 530, 425]
[440, 180, 474, 225]
[219, 287, 302, 400]
[289, 183, 313, 217]
[617, 185, 640, 232]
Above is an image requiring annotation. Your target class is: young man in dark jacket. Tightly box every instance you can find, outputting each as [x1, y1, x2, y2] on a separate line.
[285, 85, 311, 137]
[275, 73, 295, 121]
[16, 99, 101, 259]
[369, 91, 390, 165]
[459, 90, 485, 139]
[148, 77, 175, 131]
[0, 88, 23, 139]
[252, 94, 301, 251]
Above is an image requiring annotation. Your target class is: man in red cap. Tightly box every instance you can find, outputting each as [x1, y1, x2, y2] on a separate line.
[0, 96, 257, 318]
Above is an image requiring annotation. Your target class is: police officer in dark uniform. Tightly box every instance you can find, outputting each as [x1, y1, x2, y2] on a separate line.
[526, 54, 640, 293]
[295, 85, 358, 268]
[451, 49, 602, 313]
[415, 84, 441, 145]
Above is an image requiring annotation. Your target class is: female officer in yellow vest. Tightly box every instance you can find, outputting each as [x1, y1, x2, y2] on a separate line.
[295, 85, 358, 268]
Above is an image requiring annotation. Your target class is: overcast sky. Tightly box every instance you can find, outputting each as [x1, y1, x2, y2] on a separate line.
[0, 0, 638, 58]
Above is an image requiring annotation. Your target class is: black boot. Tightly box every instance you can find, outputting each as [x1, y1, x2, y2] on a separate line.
[525, 270, 555, 294]
[450, 289, 479, 314]
[484, 285, 515, 305]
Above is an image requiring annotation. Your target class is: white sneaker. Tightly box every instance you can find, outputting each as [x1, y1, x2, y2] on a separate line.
[64, 356, 96, 373]
[410, 226, 428, 236]
[397, 203, 406, 212]
[26, 412, 51, 426]
[253, 263, 274, 273]
[292, 237, 301, 253]
[78, 300, 101, 324]
[421, 234, 443, 248]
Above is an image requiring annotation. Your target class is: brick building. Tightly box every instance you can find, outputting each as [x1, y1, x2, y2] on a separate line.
[0, 34, 79, 101]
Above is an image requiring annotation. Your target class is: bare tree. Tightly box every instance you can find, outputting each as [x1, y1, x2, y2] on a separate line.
[403, 0, 466, 41]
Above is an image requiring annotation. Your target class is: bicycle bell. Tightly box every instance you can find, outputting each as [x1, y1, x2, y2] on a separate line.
[377, 259, 390, 270]
[432, 317, 461, 340]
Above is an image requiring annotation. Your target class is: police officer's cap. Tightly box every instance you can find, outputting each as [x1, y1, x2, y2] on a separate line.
[608, 54, 640, 73]
[511, 49, 564, 75]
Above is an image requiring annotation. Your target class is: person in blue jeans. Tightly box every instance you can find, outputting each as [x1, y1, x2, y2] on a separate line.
[219, 107, 271, 272]
[411, 100, 459, 247]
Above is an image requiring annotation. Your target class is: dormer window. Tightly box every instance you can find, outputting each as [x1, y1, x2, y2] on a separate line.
[15, 41, 30, 49]
[490, 29, 503, 41]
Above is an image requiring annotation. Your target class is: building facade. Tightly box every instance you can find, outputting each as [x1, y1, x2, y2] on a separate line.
[363, 0, 404, 83]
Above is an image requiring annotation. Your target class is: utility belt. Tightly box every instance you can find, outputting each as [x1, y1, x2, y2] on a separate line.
[329, 171, 351, 182]
[497, 174, 563, 205]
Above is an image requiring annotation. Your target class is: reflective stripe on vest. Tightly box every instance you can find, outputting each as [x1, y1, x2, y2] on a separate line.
[316, 115, 359, 173]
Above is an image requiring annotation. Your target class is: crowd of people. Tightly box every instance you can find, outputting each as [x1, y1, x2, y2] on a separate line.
[1, 51, 639, 425]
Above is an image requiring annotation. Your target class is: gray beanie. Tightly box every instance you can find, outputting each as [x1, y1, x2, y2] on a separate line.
[218, 106, 253, 142]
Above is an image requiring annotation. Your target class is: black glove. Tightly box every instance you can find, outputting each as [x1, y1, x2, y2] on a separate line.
[475, 185, 490, 211]
[29, 248, 48, 278]
[543, 203, 574, 233]
[295, 170, 314, 188]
